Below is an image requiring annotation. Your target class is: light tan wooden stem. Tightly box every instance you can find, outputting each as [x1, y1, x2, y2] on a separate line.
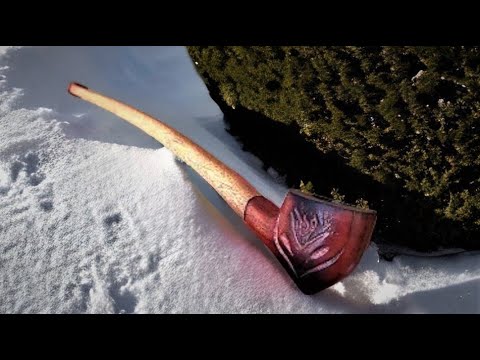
[68, 82, 260, 217]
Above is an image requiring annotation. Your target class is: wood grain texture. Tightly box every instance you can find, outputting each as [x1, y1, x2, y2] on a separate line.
[244, 196, 279, 250]
[68, 82, 260, 217]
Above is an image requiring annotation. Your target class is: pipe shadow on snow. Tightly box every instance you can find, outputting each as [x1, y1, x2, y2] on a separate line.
[196, 116, 273, 180]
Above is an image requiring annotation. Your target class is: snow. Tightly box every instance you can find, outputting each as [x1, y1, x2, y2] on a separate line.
[1, 47, 479, 313]
[0, 47, 22, 57]
[411, 69, 425, 82]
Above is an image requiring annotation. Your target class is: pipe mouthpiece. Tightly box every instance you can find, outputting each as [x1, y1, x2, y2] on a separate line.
[68, 82, 88, 98]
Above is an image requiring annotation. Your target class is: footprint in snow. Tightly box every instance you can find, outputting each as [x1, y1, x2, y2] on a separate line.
[99, 206, 139, 246]
[39, 200, 54, 212]
[9, 151, 45, 186]
[103, 212, 123, 244]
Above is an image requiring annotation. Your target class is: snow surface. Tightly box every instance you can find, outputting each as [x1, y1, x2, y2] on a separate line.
[0, 46, 479, 313]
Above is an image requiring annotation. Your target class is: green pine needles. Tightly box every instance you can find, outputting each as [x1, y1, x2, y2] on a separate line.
[188, 46, 480, 251]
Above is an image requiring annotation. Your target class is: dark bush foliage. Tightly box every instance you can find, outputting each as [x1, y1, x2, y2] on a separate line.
[188, 46, 480, 252]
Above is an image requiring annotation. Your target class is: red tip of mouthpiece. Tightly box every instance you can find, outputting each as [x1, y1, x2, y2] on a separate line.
[68, 82, 88, 97]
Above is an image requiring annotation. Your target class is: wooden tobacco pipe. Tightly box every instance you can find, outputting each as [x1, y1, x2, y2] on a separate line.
[68, 82, 377, 294]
